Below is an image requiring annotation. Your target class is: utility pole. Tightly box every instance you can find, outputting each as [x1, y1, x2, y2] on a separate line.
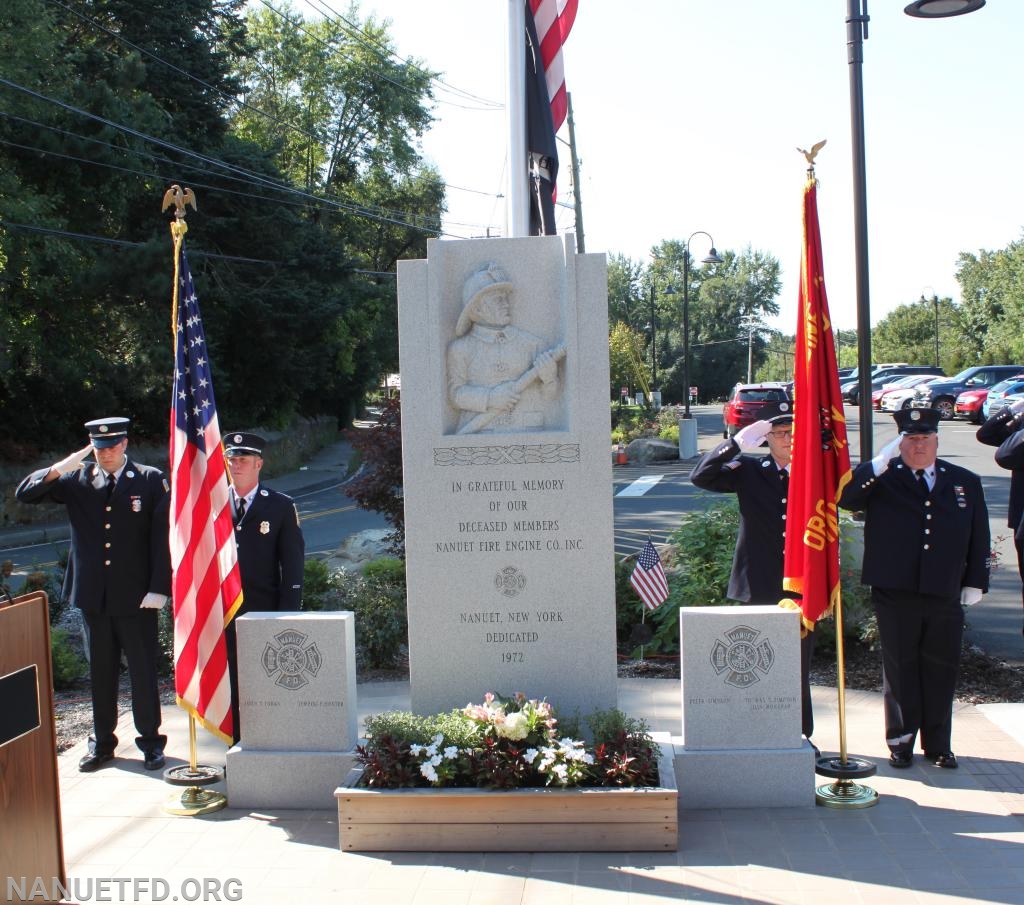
[566, 92, 585, 253]
[739, 314, 761, 383]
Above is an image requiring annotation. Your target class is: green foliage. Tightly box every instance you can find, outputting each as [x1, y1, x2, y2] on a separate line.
[22, 567, 69, 628]
[50, 628, 87, 689]
[361, 557, 406, 585]
[302, 563, 407, 669]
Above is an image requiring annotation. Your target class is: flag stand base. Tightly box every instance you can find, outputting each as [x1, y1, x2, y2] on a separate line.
[163, 763, 224, 786]
[163, 785, 227, 816]
[814, 755, 878, 809]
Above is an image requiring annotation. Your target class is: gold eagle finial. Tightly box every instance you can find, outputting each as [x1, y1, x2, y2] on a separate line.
[161, 184, 198, 219]
[797, 140, 827, 167]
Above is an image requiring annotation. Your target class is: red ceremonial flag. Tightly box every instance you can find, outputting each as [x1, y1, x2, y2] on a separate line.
[168, 222, 243, 743]
[630, 540, 669, 611]
[781, 177, 852, 632]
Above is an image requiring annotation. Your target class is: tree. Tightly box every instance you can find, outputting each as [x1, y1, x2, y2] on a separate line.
[608, 322, 648, 400]
[956, 237, 1024, 365]
[871, 296, 958, 373]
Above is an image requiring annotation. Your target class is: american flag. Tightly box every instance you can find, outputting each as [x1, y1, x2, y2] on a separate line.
[630, 540, 669, 611]
[169, 237, 242, 743]
[530, 0, 577, 133]
[526, 0, 576, 235]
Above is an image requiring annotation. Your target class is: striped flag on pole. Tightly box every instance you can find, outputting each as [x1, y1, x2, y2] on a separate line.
[530, 0, 577, 133]
[630, 540, 669, 611]
[525, 0, 576, 235]
[169, 221, 242, 743]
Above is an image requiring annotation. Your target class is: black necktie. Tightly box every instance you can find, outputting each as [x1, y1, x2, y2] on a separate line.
[915, 469, 928, 493]
[235, 497, 246, 525]
[105, 474, 116, 500]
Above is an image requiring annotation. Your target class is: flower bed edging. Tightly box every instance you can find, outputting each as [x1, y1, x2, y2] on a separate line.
[334, 742, 677, 852]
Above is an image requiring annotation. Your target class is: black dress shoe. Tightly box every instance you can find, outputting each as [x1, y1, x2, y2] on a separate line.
[927, 751, 958, 769]
[143, 750, 166, 771]
[888, 750, 913, 768]
[79, 752, 114, 773]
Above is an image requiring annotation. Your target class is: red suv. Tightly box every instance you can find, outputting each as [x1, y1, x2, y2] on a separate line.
[722, 383, 791, 438]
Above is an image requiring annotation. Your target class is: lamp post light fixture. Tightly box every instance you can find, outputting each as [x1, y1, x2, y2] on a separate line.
[682, 232, 723, 419]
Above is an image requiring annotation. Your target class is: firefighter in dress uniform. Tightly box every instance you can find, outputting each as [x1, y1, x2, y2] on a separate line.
[16, 417, 171, 772]
[224, 432, 305, 745]
[976, 397, 1024, 636]
[690, 403, 817, 747]
[839, 407, 989, 769]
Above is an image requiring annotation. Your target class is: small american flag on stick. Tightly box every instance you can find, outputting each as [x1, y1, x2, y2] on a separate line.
[630, 539, 669, 611]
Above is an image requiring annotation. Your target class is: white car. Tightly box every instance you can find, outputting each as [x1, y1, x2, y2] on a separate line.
[879, 376, 942, 412]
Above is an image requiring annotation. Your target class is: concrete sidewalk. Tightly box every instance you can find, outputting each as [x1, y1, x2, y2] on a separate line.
[51, 681, 1024, 905]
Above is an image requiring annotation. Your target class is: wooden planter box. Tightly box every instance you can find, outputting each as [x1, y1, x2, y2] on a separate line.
[335, 744, 677, 852]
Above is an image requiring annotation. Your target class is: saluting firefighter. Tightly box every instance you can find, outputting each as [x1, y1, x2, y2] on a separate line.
[976, 397, 1024, 636]
[16, 417, 171, 773]
[223, 432, 305, 744]
[839, 407, 989, 770]
[690, 402, 817, 748]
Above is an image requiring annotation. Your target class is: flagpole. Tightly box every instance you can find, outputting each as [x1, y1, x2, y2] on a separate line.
[506, 0, 528, 237]
[161, 185, 227, 816]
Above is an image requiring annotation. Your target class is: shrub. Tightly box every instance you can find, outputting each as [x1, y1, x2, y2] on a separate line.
[345, 398, 405, 555]
[302, 566, 407, 669]
[50, 628, 87, 689]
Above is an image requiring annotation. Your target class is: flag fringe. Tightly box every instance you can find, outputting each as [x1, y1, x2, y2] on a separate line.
[175, 695, 232, 746]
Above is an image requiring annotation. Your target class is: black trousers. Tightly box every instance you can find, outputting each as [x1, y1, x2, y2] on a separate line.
[746, 599, 815, 739]
[872, 587, 963, 755]
[83, 608, 165, 756]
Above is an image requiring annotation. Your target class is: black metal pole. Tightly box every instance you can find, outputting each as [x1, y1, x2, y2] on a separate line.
[682, 253, 691, 419]
[934, 295, 940, 366]
[649, 284, 657, 390]
[848, 0, 873, 462]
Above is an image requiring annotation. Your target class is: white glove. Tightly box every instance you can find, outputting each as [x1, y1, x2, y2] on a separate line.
[1010, 399, 1024, 415]
[734, 420, 773, 451]
[140, 593, 168, 610]
[960, 587, 983, 607]
[870, 434, 903, 475]
[53, 445, 93, 475]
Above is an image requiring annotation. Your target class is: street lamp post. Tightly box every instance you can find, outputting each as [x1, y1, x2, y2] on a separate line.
[847, 0, 984, 460]
[682, 231, 724, 419]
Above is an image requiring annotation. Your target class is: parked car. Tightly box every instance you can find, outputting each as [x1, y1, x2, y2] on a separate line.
[954, 388, 990, 423]
[843, 365, 945, 405]
[981, 376, 1024, 419]
[879, 376, 943, 413]
[987, 391, 1024, 419]
[913, 365, 1024, 419]
[872, 374, 938, 410]
[721, 383, 791, 438]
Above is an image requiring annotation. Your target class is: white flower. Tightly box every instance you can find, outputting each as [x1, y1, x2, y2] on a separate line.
[443, 746, 459, 760]
[496, 710, 529, 740]
[409, 744, 422, 756]
[524, 748, 539, 764]
[420, 762, 438, 783]
[429, 754, 443, 767]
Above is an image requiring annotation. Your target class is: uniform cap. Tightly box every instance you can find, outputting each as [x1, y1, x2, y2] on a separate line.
[85, 417, 129, 448]
[893, 406, 940, 434]
[224, 432, 266, 456]
[761, 401, 794, 425]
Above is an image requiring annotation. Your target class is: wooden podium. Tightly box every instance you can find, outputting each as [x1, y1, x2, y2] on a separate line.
[0, 591, 65, 902]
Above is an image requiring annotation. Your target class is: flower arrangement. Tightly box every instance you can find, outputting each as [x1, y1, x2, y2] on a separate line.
[356, 692, 661, 790]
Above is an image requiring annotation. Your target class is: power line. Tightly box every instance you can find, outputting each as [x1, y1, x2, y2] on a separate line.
[0, 75, 450, 235]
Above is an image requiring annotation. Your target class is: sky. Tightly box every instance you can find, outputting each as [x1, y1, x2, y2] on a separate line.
[300, 1, 1024, 335]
